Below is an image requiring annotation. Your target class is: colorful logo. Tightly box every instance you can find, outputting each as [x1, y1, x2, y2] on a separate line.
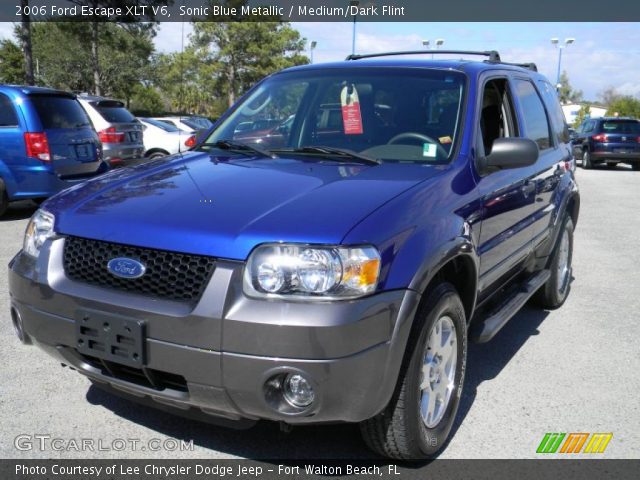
[537, 433, 613, 454]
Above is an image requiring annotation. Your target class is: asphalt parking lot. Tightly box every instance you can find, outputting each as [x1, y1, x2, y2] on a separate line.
[1, 165, 638, 460]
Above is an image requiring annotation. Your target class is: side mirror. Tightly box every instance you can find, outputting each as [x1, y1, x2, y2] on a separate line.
[483, 137, 539, 171]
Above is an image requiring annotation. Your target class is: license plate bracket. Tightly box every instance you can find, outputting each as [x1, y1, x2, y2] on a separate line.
[75, 310, 145, 368]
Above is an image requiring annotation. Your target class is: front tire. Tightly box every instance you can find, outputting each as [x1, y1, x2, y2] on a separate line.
[582, 150, 592, 169]
[536, 216, 574, 309]
[360, 282, 467, 459]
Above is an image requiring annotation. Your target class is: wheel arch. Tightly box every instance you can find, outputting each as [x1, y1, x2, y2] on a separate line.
[409, 242, 479, 323]
[144, 148, 170, 158]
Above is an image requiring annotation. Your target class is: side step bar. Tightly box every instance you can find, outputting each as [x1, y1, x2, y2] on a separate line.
[470, 269, 551, 343]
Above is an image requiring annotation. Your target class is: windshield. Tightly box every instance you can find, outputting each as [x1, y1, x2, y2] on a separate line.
[204, 68, 466, 163]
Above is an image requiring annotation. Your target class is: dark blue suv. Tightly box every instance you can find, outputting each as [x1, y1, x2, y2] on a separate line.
[572, 117, 640, 170]
[0, 86, 108, 217]
[8, 51, 579, 459]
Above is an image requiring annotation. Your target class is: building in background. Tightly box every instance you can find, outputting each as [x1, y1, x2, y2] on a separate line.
[562, 103, 607, 125]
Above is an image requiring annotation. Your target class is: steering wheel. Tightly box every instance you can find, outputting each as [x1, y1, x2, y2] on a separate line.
[387, 132, 448, 157]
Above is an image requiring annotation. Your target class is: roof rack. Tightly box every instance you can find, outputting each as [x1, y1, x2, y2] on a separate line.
[345, 50, 502, 62]
[344, 50, 538, 72]
[499, 61, 538, 72]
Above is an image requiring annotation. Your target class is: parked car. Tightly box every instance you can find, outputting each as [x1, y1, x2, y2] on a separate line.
[186, 115, 214, 130]
[9, 50, 579, 459]
[151, 116, 202, 134]
[572, 117, 640, 170]
[77, 96, 144, 167]
[0, 85, 108, 217]
[138, 118, 196, 159]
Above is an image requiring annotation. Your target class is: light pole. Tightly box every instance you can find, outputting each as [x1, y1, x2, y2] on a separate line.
[422, 39, 431, 59]
[551, 37, 575, 91]
[434, 39, 444, 59]
[310, 41, 317, 64]
[350, 0, 359, 55]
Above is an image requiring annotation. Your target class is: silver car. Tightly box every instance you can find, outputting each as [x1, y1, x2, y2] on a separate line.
[78, 96, 144, 167]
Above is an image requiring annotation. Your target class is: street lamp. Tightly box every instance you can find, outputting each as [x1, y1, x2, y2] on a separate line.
[310, 41, 317, 64]
[422, 39, 433, 59]
[435, 38, 445, 49]
[551, 37, 575, 92]
[350, 0, 359, 56]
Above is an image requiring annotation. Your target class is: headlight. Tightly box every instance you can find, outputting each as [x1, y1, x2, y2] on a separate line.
[244, 244, 381, 299]
[23, 209, 55, 258]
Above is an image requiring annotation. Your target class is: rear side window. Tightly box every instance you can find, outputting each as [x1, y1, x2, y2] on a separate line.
[600, 120, 640, 134]
[91, 101, 136, 123]
[0, 93, 19, 127]
[513, 79, 552, 150]
[537, 80, 570, 144]
[30, 95, 91, 129]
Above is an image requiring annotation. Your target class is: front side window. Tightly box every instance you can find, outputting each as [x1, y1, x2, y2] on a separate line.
[203, 68, 466, 164]
[513, 79, 552, 150]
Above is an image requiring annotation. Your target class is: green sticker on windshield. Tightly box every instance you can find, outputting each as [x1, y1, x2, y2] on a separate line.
[423, 143, 437, 158]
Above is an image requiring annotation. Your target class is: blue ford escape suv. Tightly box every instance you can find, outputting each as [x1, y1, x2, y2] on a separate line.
[0, 86, 108, 217]
[8, 51, 579, 459]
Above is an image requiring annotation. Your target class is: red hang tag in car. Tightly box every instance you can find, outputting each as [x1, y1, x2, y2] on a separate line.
[340, 85, 363, 135]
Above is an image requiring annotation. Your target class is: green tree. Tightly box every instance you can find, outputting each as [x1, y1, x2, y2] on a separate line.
[129, 84, 164, 115]
[192, 22, 308, 108]
[30, 23, 156, 101]
[558, 71, 582, 104]
[573, 105, 591, 128]
[154, 47, 223, 117]
[64, 1, 170, 95]
[606, 96, 640, 119]
[598, 86, 622, 109]
[0, 39, 26, 84]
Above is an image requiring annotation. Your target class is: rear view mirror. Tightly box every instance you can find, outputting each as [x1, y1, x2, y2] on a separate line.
[483, 137, 538, 171]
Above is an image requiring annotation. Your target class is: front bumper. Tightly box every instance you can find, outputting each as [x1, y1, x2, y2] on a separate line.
[8, 237, 420, 425]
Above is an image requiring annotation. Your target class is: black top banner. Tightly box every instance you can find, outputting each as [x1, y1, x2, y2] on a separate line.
[6, 0, 640, 22]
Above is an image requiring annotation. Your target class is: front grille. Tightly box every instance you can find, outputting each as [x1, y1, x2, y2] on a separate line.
[63, 236, 215, 302]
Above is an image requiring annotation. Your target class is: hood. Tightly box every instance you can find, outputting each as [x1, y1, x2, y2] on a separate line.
[46, 152, 445, 259]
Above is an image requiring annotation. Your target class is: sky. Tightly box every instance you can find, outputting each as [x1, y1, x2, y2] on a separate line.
[154, 22, 640, 102]
[3, 21, 639, 101]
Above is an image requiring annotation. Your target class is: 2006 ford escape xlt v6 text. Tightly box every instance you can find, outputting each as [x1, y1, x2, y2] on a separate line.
[8, 50, 579, 459]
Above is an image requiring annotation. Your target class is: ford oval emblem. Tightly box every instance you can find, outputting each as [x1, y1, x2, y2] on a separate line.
[107, 258, 146, 279]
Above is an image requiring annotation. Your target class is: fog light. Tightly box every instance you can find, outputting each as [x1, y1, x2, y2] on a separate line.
[283, 373, 314, 408]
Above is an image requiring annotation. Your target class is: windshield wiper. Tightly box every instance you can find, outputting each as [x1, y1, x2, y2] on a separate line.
[197, 140, 277, 159]
[273, 146, 380, 165]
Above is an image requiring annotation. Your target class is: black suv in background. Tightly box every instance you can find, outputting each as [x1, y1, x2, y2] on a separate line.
[572, 117, 640, 170]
